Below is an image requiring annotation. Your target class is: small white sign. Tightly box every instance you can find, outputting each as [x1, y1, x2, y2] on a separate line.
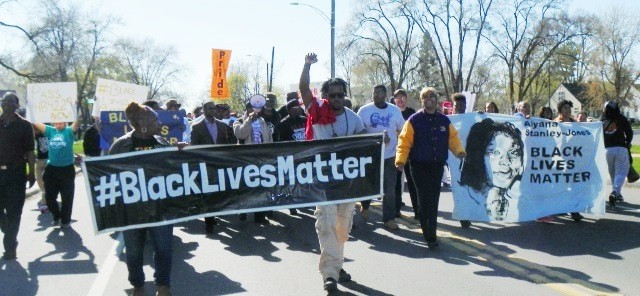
[94, 78, 149, 115]
[26, 82, 77, 123]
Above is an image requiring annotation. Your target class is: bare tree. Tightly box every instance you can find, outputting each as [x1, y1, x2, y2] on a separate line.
[593, 6, 640, 104]
[0, 0, 116, 125]
[347, 0, 422, 92]
[113, 38, 183, 102]
[335, 40, 361, 98]
[485, 0, 585, 108]
[401, 0, 493, 99]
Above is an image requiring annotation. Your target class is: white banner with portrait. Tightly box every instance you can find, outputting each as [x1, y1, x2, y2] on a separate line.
[448, 113, 608, 222]
[26, 82, 77, 123]
[93, 78, 149, 115]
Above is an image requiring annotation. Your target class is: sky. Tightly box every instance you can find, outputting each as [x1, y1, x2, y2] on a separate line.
[2, 0, 640, 109]
[93, 0, 355, 105]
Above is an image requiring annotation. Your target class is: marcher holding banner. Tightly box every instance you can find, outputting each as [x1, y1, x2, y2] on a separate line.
[485, 101, 499, 114]
[234, 97, 273, 224]
[108, 102, 173, 296]
[275, 98, 308, 215]
[191, 101, 238, 234]
[554, 100, 583, 222]
[395, 87, 466, 249]
[300, 53, 365, 292]
[600, 101, 633, 206]
[33, 117, 79, 228]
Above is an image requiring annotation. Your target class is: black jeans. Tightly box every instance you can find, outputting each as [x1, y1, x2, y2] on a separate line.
[0, 165, 27, 256]
[395, 161, 419, 216]
[43, 164, 75, 224]
[409, 160, 445, 243]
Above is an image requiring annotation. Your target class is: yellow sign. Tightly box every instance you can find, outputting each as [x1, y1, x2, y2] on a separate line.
[210, 49, 232, 99]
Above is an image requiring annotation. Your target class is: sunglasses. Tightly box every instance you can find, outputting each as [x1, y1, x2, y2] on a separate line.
[327, 93, 346, 99]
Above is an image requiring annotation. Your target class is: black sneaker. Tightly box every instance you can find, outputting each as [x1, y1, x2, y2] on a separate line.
[570, 213, 583, 223]
[615, 194, 624, 202]
[609, 192, 616, 207]
[427, 240, 439, 249]
[254, 217, 270, 224]
[338, 268, 351, 282]
[323, 277, 338, 291]
[204, 222, 214, 234]
[460, 220, 472, 228]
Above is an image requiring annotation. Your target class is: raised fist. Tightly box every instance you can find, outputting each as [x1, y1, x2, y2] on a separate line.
[305, 53, 318, 64]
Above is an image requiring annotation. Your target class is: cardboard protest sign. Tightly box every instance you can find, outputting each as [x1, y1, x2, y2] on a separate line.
[99, 110, 186, 149]
[26, 82, 77, 123]
[93, 78, 149, 115]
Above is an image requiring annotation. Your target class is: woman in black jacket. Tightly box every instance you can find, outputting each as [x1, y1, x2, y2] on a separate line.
[600, 101, 633, 206]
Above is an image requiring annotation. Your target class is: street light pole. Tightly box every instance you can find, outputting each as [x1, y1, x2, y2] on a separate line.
[269, 46, 275, 92]
[330, 0, 335, 78]
[291, 1, 335, 78]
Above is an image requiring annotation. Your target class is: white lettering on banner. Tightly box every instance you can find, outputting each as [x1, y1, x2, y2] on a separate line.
[93, 153, 374, 208]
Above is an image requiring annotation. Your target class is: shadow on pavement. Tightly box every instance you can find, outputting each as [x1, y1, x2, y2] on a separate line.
[167, 235, 245, 295]
[0, 260, 38, 296]
[421, 213, 635, 294]
[23, 227, 97, 295]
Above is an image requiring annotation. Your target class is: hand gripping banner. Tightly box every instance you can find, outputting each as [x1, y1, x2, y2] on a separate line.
[82, 134, 384, 234]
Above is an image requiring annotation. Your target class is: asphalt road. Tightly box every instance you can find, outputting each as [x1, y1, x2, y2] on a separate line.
[1, 172, 639, 296]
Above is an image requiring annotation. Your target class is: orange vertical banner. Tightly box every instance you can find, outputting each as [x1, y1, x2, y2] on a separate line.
[211, 49, 232, 99]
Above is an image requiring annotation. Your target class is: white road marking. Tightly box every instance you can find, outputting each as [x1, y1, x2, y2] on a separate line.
[87, 232, 125, 296]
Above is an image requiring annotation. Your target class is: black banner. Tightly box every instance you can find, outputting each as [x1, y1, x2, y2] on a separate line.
[82, 134, 384, 233]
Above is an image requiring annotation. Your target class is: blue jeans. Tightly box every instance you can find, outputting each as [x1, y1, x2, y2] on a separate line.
[0, 165, 26, 256]
[360, 157, 397, 222]
[123, 224, 174, 287]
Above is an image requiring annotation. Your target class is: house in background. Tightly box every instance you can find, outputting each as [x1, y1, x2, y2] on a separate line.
[550, 82, 640, 121]
[624, 85, 640, 122]
[549, 83, 584, 117]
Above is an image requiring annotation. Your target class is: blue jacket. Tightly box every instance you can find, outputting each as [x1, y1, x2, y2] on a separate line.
[396, 110, 464, 164]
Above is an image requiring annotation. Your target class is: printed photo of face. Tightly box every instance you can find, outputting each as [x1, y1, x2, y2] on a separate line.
[485, 132, 523, 189]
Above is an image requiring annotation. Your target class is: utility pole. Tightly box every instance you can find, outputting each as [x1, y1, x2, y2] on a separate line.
[269, 46, 274, 92]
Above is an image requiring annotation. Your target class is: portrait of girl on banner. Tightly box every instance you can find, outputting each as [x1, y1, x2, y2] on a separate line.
[459, 118, 524, 221]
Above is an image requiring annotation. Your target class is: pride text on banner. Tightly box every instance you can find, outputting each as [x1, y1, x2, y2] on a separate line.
[210, 49, 232, 99]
